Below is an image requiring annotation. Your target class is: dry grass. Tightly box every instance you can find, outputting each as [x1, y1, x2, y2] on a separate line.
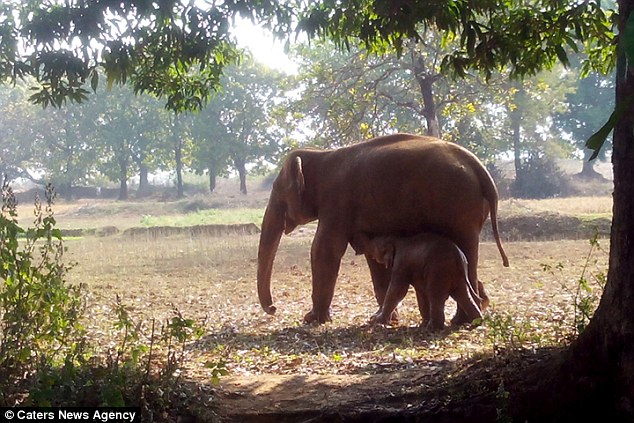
[499, 196, 612, 217]
[64, 231, 609, 381]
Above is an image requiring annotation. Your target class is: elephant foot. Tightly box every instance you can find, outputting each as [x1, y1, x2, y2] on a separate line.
[480, 294, 490, 312]
[426, 321, 446, 332]
[450, 313, 483, 328]
[369, 309, 389, 325]
[369, 308, 399, 325]
[303, 308, 331, 324]
[450, 308, 471, 326]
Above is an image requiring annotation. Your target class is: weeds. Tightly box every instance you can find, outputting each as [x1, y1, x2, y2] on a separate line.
[0, 181, 85, 385]
[542, 232, 607, 335]
[484, 310, 540, 354]
[0, 179, 219, 420]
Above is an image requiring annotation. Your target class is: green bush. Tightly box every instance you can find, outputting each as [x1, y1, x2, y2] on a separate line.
[0, 180, 220, 420]
[0, 181, 85, 389]
[511, 152, 570, 199]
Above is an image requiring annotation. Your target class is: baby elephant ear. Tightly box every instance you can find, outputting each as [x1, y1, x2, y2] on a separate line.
[382, 243, 396, 269]
[350, 232, 369, 255]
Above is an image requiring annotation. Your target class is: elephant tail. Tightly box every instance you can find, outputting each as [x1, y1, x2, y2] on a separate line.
[490, 201, 510, 267]
[474, 160, 510, 267]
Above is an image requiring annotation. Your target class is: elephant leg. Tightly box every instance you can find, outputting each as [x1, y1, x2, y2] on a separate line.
[414, 287, 430, 327]
[304, 226, 348, 324]
[451, 281, 483, 326]
[428, 298, 448, 332]
[365, 257, 399, 322]
[371, 274, 409, 325]
[478, 279, 490, 311]
[451, 236, 482, 325]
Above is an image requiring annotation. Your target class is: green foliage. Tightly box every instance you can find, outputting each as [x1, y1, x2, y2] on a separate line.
[0, 181, 85, 380]
[541, 233, 607, 335]
[297, 1, 615, 80]
[495, 381, 513, 423]
[0, 181, 219, 415]
[1, 0, 269, 112]
[586, 12, 634, 160]
[484, 311, 540, 354]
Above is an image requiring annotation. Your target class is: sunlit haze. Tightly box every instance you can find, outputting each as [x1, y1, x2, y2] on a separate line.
[233, 18, 299, 74]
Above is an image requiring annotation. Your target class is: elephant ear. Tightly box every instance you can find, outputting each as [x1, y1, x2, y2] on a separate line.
[382, 243, 396, 269]
[288, 156, 305, 195]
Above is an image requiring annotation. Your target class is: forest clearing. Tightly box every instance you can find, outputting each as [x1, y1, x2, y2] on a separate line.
[28, 185, 611, 422]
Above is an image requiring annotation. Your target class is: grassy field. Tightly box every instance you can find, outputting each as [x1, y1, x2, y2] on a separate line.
[42, 190, 611, 419]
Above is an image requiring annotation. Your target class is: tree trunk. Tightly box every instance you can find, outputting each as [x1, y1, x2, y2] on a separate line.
[412, 51, 441, 138]
[566, 0, 634, 411]
[234, 156, 248, 195]
[118, 158, 128, 201]
[173, 115, 184, 199]
[137, 163, 150, 197]
[578, 149, 604, 179]
[208, 163, 217, 194]
[175, 140, 184, 198]
[509, 83, 525, 194]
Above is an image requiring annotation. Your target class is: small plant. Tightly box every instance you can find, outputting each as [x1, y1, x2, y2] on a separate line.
[542, 232, 607, 335]
[484, 311, 538, 354]
[495, 381, 513, 423]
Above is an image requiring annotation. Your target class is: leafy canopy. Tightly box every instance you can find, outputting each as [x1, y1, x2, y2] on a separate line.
[297, 0, 616, 79]
[0, 0, 290, 112]
[0, 0, 616, 114]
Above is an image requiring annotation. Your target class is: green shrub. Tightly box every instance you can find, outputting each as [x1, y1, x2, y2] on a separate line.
[0, 181, 85, 389]
[0, 180, 220, 420]
[511, 152, 570, 199]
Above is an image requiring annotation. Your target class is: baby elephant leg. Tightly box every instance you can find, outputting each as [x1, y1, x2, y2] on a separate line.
[427, 289, 450, 331]
[451, 279, 484, 327]
[414, 287, 431, 327]
[370, 275, 409, 325]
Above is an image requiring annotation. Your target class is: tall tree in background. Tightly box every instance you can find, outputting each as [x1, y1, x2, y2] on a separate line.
[190, 59, 288, 194]
[554, 68, 615, 178]
[507, 69, 575, 198]
[0, 84, 43, 182]
[95, 85, 168, 200]
[291, 42, 423, 146]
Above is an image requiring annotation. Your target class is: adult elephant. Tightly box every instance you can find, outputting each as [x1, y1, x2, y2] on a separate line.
[257, 133, 509, 324]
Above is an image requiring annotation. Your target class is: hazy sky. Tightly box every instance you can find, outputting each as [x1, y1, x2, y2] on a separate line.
[233, 18, 299, 73]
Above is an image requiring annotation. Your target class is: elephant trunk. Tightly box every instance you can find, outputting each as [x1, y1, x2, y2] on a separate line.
[257, 202, 285, 315]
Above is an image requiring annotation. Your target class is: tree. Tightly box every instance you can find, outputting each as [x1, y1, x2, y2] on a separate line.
[190, 58, 288, 194]
[0, 0, 268, 112]
[506, 70, 575, 198]
[0, 83, 42, 182]
[94, 85, 168, 200]
[554, 65, 615, 178]
[291, 42, 423, 147]
[0, 82, 99, 197]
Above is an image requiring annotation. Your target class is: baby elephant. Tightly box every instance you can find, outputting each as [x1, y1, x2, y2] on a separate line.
[351, 232, 483, 331]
